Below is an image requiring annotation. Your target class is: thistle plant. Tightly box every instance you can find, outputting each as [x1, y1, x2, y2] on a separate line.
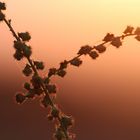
[1, 2, 140, 140]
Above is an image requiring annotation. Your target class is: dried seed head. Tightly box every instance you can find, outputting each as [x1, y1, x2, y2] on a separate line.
[57, 69, 67, 77]
[89, 51, 99, 59]
[123, 26, 134, 34]
[70, 58, 82, 67]
[13, 50, 24, 61]
[0, 2, 6, 10]
[34, 61, 45, 70]
[22, 64, 32, 76]
[77, 45, 92, 55]
[15, 93, 26, 104]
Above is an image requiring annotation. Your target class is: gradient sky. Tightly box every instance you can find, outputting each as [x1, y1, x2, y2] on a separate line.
[1, 1, 140, 140]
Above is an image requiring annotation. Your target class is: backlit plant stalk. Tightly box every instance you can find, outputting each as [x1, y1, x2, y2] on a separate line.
[1, 2, 140, 140]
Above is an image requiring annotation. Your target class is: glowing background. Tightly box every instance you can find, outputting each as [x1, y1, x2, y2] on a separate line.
[1, 0, 140, 139]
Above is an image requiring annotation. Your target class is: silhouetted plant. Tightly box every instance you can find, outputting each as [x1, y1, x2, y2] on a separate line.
[0, 2, 140, 140]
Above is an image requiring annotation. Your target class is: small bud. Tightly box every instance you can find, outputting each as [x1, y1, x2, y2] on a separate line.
[0, 12, 5, 21]
[15, 93, 26, 104]
[123, 26, 134, 34]
[18, 32, 31, 41]
[70, 58, 82, 67]
[54, 127, 65, 140]
[103, 33, 114, 42]
[13, 50, 24, 61]
[22, 64, 32, 76]
[111, 37, 122, 48]
[24, 82, 31, 90]
[25, 90, 35, 99]
[134, 27, 140, 35]
[41, 96, 50, 108]
[48, 68, 57, 77]
[22, 45, 32, 57]
[13, 41, 25, 50]
[34, 61, 45, 70]
[135, 35, 140, 41]
[59, 60, 68, 69]
[77, 45, 92, 55]
[51, 108, 59, 118]
[46, 84, 57, 94]
[61, 115, 73, 130]
[57, 69, 66, 77]
[94, 44, 106, 53]
[31, 75, 42, 88]
[0, 2, 6, 10]
[89, 51, 99, 59]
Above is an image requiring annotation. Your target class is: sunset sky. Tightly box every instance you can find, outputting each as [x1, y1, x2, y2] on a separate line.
[1, 1, 140, 140]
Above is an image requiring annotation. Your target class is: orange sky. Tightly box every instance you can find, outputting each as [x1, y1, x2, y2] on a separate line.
[1, 1, 140, 140]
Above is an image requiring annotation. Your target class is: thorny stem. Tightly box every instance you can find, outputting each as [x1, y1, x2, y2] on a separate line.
[3, 17, 69, 140]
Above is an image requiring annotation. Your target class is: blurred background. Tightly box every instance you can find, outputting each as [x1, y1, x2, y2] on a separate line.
[1, 0, 140, 139]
